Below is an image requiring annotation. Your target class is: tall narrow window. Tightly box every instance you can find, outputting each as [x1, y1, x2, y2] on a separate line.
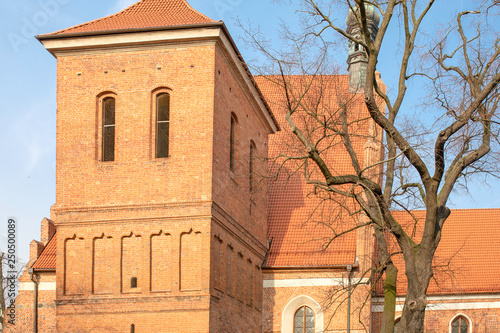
[249, 141, 256, 192]
[394, 318, 400, 333]
[294, 306, 315, 333]
[230, 114, 237, 171]
[156, 93, 170, 158]
[451, 316, 469, 333]
[102, 97, 115, 162]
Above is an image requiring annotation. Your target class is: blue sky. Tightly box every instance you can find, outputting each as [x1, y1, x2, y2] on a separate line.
[1, 0, 498, 262]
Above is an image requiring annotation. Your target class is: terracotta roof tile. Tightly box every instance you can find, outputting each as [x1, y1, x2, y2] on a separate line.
[375, 209, 500, 295]
[32, 232, 56, 270]
[257, 75, 377, 267]
[42, 0, 215, 37]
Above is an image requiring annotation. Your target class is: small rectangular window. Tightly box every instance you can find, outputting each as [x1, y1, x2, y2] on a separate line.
[102, 97, 115, 162]
[131, 277, 138, 288]
[156, 93, 170, 158]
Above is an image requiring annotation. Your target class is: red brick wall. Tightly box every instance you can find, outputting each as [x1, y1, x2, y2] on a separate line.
[51, 41, 216, 332]
[5, 271, 56, 333]
[52, 44, 215, 209]
[212, 45, 270, 245]
[371, 298, 500, 333]
[47, 34, 271, 332]
[57, 303, 210, 333]
[209, 221, 265, 332]
[54, 218, 212, 332]
[263, 269, 372, 333]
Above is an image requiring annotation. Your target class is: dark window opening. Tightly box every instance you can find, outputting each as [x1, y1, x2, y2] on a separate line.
[131, 324, 135, 333]
[249, 141, 256, 192]
[156, 93, 170, 158]
[131, 277, 138, 288]
[102, 97, 115, 162]
[294, 306, 315, 333]
[452, 316, 468, 333]
[230, 115, 236, 171]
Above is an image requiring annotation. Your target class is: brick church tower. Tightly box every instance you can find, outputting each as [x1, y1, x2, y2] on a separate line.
[10, 2, 500, 333]
[31, 0, 278, 332]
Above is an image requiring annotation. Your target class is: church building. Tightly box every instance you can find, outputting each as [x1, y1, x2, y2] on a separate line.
[7, 0, 500, 332]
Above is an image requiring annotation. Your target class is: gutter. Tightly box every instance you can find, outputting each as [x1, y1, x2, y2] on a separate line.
[262, 263, 360, 271]
[261, 237, 273, 267]
[347, 264, 353, 333]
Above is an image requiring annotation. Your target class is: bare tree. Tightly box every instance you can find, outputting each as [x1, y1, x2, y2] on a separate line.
[243, 0, 500, 332]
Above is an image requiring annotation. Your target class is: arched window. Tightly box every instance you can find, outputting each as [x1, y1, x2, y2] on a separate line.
[102, 97, 115, 162]
[294, 306, 315, 333]
[282, 295, 323, 333]
[249, 141, 256, 192]
[451, 315, 469, 333]
[156, 93, 170, 158]
[394, 318, 400, 333]
[230, 113, 237, 171]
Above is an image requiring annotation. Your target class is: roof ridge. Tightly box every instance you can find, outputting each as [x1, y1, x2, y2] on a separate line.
[180, 0, 213, 23]
[41, 0, 215, 37]
[50, 0, 146, 35]
[31, 231, 57, 270]
[391, 207, 500, 213]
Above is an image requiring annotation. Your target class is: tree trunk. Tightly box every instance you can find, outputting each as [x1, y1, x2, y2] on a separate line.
[380, 263, 398, 333]
[398, 252, 433, 333]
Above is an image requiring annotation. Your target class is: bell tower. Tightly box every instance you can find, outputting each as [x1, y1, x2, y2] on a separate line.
[37, 0, 278, 332]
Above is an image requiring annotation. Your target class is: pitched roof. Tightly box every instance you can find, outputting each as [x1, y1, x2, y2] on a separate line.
[375, 209, 500, 295]
[42, 0, 215, 37]
[257, 75, 379, 267]
[32, 232, 57, 271]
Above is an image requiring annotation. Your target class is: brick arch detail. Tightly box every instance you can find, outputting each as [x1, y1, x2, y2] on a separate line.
[282, 295, 324, 333]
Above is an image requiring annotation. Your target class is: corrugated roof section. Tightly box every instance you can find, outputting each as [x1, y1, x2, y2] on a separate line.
[257, 75, 373, 268]
[375, 209, 500, 295]
[32, 232, 57, 270]
[41, 0, 214, 37]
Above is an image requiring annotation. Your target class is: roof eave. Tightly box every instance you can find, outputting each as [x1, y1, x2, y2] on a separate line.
[31, 267, 56, 272]
[262, 263, 359, 271]
[36, 21, 224, 41]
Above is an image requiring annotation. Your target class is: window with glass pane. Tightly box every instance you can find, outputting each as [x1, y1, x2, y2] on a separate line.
[294, 306, 315, 333]
[156, 93, 170, 158]
[394, 319, 400, 333]
[102, 97, 115, 162]
[249, 142, 255, 192]
[452, 316, 468, 333]
[230, 115, 236, 171]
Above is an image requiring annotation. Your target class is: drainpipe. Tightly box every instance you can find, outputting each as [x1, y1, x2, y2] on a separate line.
[28, 268, 38, 333]
[346, 264, 353, 333]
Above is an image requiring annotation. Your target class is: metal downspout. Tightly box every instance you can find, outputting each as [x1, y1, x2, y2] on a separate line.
[28, 268, 38, 333]
[347, 264, 353, 333]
